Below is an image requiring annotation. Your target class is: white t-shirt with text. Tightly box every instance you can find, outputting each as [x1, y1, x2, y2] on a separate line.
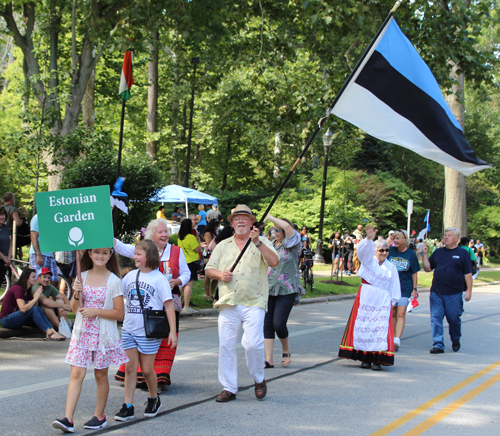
[122, 269, 172, 337]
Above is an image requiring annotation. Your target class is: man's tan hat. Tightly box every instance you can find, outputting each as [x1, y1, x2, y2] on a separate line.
[227, 204, 257, 222]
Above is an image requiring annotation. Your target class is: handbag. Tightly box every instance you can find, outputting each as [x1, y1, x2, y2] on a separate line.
[136, 271, 170, 339]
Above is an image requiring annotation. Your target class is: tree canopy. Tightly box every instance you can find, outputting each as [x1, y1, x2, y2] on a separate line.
[1, 0, 499, 246]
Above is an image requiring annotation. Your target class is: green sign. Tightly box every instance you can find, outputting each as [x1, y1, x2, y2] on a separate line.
[36, 185, 114, 252]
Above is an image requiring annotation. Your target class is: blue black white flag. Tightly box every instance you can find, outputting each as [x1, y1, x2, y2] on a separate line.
[424, 210, 430, 232]
[331, 18, 491, 176]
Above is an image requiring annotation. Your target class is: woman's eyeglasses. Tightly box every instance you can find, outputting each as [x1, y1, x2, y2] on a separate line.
[377, 249, 390, 253]
[274, 229, 281, 233]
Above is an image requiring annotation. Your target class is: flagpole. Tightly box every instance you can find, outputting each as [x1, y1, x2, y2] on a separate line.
[117, 99, 126, 179]
[114, 99, 126, 236]
[323, 1, 401, 118]
[230, 0, 403, 272]
[230, 123, 324, 272]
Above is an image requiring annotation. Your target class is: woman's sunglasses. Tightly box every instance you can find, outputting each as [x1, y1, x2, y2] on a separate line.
[377, 248, 390, 253]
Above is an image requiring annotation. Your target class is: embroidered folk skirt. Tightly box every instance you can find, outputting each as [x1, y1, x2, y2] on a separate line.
[338, 285, 395, 366]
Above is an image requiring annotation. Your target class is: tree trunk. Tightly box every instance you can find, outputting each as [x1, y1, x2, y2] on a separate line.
[443, 62, 467, 235]
[82, 66, 95, 131]
[1, 1, 124, 191]
[221, 132, 232, 190]
[146, 31, 159, 158]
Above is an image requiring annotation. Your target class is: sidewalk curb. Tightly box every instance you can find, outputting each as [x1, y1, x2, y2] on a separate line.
[2, 282, 496, 338]
[0, 326, 43, 339]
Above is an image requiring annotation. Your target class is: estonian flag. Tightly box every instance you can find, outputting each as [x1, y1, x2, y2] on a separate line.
[424, 210, 430, 232]
[111, 177, 129, 215]
[331, 18, 491, 177]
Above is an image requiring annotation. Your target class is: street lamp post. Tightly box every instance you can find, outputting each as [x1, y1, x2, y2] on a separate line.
[185, 57, 200, 188]
[313, 128, 333, 264]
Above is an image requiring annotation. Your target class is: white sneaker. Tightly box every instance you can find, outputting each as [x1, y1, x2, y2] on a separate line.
[394, 337, 401, 350]
[182, 307, 198, 314]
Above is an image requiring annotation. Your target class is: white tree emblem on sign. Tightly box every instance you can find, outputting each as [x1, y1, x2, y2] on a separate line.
[68, 227, 84, 247]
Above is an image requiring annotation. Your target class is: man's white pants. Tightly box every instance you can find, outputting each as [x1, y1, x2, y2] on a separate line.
[218, 305, 265, 394]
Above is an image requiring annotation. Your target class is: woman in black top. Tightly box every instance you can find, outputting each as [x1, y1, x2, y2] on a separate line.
[0, 207, 12, 286]
[343, 235, 355, 276]
[328, 232, 343, 275]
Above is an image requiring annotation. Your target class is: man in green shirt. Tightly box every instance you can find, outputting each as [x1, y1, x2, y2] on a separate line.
[31, 267, 72, 332]
[460, 237, 477, 273]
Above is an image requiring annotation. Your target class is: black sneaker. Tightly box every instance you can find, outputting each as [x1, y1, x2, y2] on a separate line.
[430, 347, 445, 354]
[83, 415, 108, 430]
[144, 396, 162, 418]
[52, 417, 74, 433]
[114, 403, 135, 422]
[452, 341, 461, 352]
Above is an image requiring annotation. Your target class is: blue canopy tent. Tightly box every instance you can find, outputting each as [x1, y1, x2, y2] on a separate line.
[152, 185, 217, 217]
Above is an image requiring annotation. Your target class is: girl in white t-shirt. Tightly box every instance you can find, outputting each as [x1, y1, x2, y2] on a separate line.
[53, 247, 128, 433]
[114, 239, 177, 422]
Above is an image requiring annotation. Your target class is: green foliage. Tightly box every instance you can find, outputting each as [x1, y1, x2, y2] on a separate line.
[204, 189, 274, 222]
[0, 0, 498, 249]
[169, 233, 178, 246]
[61, 137, 165, 241]
[351, 135, 394, 174]
[255, 167, 422, 249]
[469, 205, 500, 257]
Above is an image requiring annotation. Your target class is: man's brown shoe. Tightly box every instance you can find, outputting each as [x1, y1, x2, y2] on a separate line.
[255, 379, 267, 400]
[215, 390, 236, 402]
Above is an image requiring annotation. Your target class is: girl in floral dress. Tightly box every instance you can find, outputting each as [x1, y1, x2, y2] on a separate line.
[264, 215, 304, 368]
[53, 248, 128, 433]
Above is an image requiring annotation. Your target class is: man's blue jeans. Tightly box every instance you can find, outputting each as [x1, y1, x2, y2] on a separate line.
[0, 306, 53, 333]
[429, 292, 463, 350]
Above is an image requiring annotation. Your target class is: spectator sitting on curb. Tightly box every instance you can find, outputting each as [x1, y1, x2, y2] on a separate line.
[0, 268, 65, 340]
[31, 267, 72, 333]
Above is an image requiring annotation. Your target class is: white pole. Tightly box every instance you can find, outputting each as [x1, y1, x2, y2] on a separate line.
[12, 220, 17, 259]
[407, 200, 413, 237]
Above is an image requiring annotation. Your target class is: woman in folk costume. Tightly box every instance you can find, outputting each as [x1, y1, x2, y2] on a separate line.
[338, 226, 401, 371]
[114, 219, 190, 386]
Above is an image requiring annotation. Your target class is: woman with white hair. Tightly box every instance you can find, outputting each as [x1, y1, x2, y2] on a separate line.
[114, 219, 190, 387]
[338, 226, 401, 370]
[388, 230, 420, 351]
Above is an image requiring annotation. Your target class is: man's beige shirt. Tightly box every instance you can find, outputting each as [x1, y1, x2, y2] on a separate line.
[206, 235, 277, 311]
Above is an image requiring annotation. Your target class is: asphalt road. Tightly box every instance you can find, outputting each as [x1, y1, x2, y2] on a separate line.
[1, 285, 500, 436]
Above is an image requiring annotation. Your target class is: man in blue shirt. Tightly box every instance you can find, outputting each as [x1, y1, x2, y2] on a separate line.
[422, 228, 472, 354]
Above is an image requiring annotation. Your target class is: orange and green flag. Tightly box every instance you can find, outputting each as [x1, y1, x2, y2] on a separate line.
[119, 50, 134, 102]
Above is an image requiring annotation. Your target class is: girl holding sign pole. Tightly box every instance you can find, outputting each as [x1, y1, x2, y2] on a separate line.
[53, 247, 128, 433]
[114, 239, 177, 422]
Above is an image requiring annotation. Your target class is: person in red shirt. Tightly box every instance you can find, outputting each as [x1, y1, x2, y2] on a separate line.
[0, 268, 64, 339]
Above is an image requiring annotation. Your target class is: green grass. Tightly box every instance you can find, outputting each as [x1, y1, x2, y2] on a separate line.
[189, 272, 362, 310]
[312, 264, 335, 272]
[309, 275, 361, 297]
[190, 279, 216, 309]
[473, 271, 500, 283]
[416, 269, 500, 289]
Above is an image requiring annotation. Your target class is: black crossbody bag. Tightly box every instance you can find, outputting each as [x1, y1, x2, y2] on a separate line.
[136, 270, 170, 338]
